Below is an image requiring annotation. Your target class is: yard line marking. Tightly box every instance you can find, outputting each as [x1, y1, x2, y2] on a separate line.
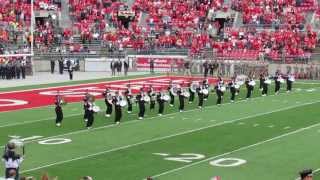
[0, 113, 82, 128]
[210, 120, 217, 122]
[253, 124, 260, 127]
[0, 90, 316, 147]
[0, 86, 314, 127]
[151, 122, 320, 179]
[20, 100, 320, 173]
[153, 153, 169, 156]
[238, 122, 245, 125]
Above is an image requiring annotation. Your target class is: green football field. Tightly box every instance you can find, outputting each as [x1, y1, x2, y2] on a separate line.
[1, 76, 320, 180]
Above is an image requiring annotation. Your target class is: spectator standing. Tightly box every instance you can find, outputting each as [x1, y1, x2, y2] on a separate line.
[67, 60, 73, 80]
[124, 60, 129, 76]
[58, 57, 64, 75]
[50, 58, 55, 74]
[21, 57, 26, 79]
[203, 60, 209, 77]
[184, 60, 191, 76]
[110, 60, 116, 76]
[150, 59, 155, 74]
[209, 61, 214, 76]
[16, 61, 21, 79]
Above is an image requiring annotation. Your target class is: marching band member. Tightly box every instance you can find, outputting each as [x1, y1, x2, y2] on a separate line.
[157, 89, 166, 116]
[228, 77, 236, 103]
[177, 85, 185, 112]
[136, 88, 146, 120]
[262, 75, 270, 96]
[124, 84, 133, 113]
[168, 81, 175, 107]
[188, 82, 195, 104]
[259, 73, 264, 91]
[83, 91, 90, 122]
[197, 82, 205, 108]
[215, 78, 224, 105]
[113, 91, 122, 124]
[102, 88, 113, 117]
[203, 79, 210, 101]
[148, 85, 156, 111]
[274, 72, 282, 94]
[86, 96, 95, 129]
[54, 94, 64, 127]
[286, 73, 295, 92]
[245, 77, 255, 99]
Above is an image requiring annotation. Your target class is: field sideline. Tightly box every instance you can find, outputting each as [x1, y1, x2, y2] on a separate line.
[0, 75, 320, 180]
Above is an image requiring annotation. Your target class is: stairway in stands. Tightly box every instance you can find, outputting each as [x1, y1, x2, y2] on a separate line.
[60, 0, 72, 29]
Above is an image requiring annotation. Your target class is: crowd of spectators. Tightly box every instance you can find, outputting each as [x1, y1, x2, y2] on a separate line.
[0, 0, 32, 54]
[232, 0, 316, 26]
[216, 25, 316, 60]
[0, 0, 319, 61]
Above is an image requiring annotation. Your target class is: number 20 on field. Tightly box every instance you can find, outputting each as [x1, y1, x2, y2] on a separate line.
[153, 153, 247, 167]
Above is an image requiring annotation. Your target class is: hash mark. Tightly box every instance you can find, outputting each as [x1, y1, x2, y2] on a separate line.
[253, 124, 260, 127]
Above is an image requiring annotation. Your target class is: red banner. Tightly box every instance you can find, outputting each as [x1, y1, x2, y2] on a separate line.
[136, 57, 185, 70]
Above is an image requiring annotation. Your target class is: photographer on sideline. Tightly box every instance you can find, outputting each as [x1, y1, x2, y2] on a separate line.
[2, 143, 23, 180]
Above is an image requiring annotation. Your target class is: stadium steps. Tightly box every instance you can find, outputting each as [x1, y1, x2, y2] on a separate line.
[138, 12, 148, 27]
[60, 0, 72, 29]
[72, 36, 102, 53]
[233, 12, 243, 28]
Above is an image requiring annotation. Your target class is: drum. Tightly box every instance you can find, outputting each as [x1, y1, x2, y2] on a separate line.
[93, 106, 100, 113]
[162, 94, 170, 101]
[170, 86, 178, 96]
[265, 79, 271, 84]
[143, 96, 151, 102]
[190, 82, 199, 93]
[234, 84, 240, 89]
[279, 78, 285, 83]
[183, 91, 190, 98]
[289, 77, 295, 82]
[249, 81, 256, 86]
[220, 86, 226, 92]
[120, 100, 127, 107]
[202, 89, 209, 95]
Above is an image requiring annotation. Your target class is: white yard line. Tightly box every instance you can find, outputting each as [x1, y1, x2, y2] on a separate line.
[151, 122, 320, 179]
[0, 90, 318, 148]
[20, 100, 320, 173]
[0, 88, 278, 126]
[0, 91, 278, 145]
[0, 113, 81, 128]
